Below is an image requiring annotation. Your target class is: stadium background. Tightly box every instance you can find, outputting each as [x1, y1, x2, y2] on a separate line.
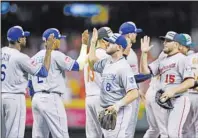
[1, 1, 198, 138]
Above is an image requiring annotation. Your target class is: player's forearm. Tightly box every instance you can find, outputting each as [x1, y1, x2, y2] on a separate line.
[172, 78, 195, 95]
[88, 41, 99, 69]
[76, 44, 88, 70]
[114, 89, 139, 110]
[140, 52, 150, 74]
[44, 49, 52, 71]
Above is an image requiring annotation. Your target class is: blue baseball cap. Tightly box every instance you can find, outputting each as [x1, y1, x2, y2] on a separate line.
[42, 28, 66, 41]
[173, 33, 196, 47]
[7, 26, 30, 41]
[103, 33, 127, 49]
[119, 21, 143, 35]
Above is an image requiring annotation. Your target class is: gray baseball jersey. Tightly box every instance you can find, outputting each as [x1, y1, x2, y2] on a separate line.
[126, 48, 139, 75]
[149, 53, 194, 95]
[93, 57, 138, 108]
[1, 47, 42, 93]
[30, 49, 75, 93]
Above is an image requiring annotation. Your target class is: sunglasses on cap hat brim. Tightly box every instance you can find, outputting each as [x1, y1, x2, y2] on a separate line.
[58, 35, 67, 39]
[159, 36, 174, 42]
[103, 37, 115, 44]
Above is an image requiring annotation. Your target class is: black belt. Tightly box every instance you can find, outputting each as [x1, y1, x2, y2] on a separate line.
[40, 90, 62, 96]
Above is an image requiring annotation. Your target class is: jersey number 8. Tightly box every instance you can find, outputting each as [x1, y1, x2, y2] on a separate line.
[1, 64, 6, 81]
[106, 83, 111, 91]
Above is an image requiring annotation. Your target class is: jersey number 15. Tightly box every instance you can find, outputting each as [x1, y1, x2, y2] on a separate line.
[165, 74, 175, 83]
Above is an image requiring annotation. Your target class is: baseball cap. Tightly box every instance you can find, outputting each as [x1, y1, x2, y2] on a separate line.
[173, 33, 196, 47]
[7, 26, 30, 42]
[98, 27, 113, 40]
[119, 21, 142, 35]
[159, 31, 177, 41]
[103, 33, 127, 49]
[42, 28, 66, 41]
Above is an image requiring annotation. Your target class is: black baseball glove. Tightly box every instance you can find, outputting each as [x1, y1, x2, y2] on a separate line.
[98, 109, 117, 130]
[155, 89, 174, 109]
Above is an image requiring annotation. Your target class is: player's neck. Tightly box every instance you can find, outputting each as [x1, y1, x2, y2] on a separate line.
[111, 51, 123, 62]
[167, 50, 179, 57]
[9, 44, 21, 51]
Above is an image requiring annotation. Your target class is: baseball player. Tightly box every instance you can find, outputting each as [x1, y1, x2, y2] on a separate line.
[119, 21, 145, 138]
[142, 32, 177, 138]
[88, 28, 139, 138]
[172, 33, 198, 137]
[140, 33, 195, 138]
[29, 28, 89, 138]
[1, 26, 53, 138]
[84, 27, 113, 138]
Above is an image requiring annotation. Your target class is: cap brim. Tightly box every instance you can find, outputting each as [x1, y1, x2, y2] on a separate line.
[188, 43, 196, 47]
[23, 31, 30, 37]
[59, 35, 67, 39]
[159, 36, 172, 41]
[135, 28, 143, 33]
[103, 37, 115, 44]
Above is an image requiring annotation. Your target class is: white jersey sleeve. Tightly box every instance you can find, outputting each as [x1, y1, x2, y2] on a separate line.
[55, 52, 75, 71]
[178, 56, 194, 80]
[148, 58, 160, 76]
[126, 49, 139, 75]
[17, 54, 41, 75]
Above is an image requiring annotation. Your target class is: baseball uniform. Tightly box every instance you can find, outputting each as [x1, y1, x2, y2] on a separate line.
[125, 48, 140, 138]
[149, 52, 194, 138]
[1, 26, 48, 138]
[84, 26, 113, 138]
[119, 21, 142, 138]
[180, 52, 198, 138]
[84, 48, 109, 138]
[144, 52, 169, 138]
[93, 56, 138, 138]
[1, 47, 44, 138]
[30, 49, 75, 138]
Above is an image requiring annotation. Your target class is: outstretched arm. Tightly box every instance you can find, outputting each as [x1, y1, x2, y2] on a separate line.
[140, 36, 153, 74]
[76, 30, 89, 70]
[88, 28, 99, 70]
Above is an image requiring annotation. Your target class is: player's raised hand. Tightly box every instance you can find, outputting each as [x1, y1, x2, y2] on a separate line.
[46, 34, 56, 50]
[82, 30, 89, 45]
[91, 28, 98, 45]
[141, 36, 153, 53]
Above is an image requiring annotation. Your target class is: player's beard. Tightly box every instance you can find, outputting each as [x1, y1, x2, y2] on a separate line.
[20, 42, 26, 47]
[163, 48, 172, 54]
[106, 50, 117, 55]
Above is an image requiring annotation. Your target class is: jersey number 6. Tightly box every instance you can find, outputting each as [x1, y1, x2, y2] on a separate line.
[87, 66, 95, 82]
[165, 74, 175, 83]
[1, 64, 6, 81]
[37, 76, 44, 83]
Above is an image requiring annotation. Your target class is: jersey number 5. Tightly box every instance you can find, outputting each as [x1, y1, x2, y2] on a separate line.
[1, 64, 6, 81]
[87, 66, 95, 82]
[165, 74, 175, 83]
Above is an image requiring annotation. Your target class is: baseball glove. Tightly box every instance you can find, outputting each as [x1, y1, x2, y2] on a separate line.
[155, 89, 174, 109]
[98, 109, 117, 130]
